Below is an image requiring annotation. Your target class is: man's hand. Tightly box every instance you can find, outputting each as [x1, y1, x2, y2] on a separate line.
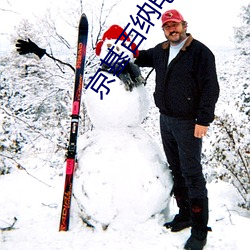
[194, 124, 208, 138]
[16, 38, 46, 59]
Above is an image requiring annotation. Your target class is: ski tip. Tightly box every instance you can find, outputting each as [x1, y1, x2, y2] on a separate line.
[81, 13, 88, 21]
[80, 13, 88, 26]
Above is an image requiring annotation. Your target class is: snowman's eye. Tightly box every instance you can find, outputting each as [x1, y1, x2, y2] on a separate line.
[116, 46, 120, 52]
[107, 43, 112, 48]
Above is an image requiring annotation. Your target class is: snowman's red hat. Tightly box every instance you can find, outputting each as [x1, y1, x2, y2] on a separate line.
[95, 25, 139, 57]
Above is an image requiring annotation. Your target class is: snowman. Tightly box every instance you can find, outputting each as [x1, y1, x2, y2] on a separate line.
[73, 25, 173, 230]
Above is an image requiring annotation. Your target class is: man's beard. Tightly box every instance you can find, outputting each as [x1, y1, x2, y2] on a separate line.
[166, 31, 186, 45]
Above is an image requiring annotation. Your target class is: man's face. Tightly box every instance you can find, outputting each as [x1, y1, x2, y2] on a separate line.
[162, 21, 187, 45]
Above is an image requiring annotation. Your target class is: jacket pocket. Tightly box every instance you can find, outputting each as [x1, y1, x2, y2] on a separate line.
[153, 92, 166, 113]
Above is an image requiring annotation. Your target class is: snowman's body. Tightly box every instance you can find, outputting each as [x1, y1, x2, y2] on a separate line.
[74, 26, 173, 229]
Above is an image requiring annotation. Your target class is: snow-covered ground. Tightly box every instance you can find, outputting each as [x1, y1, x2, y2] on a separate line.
[1, 169, 250, 250]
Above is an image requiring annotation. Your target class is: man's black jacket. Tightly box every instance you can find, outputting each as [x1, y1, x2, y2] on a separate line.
[135, 34, 220, 126]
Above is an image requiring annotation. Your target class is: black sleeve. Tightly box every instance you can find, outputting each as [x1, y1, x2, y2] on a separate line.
[196, 48, 220, 126]
[134, 47, 155, 68]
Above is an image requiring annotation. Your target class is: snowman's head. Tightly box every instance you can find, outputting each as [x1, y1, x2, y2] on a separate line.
[86, 25, 149, 129]
[95, 25, 139, 61]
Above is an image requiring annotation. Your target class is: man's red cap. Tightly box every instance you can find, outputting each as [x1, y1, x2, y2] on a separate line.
[161, 9, 184, 27]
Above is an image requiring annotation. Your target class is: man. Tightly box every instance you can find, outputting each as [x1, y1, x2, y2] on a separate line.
[135, 9, 219, 250]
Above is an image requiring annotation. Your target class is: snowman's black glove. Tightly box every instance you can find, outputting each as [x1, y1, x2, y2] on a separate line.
[123, 62, 146, 86]
[101, 63, 132, 91]
[16, 38, 46, 59]
[101, 62, 146, 91]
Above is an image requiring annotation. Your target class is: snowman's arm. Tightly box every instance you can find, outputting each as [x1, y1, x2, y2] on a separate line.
[15, 38, 75, 72]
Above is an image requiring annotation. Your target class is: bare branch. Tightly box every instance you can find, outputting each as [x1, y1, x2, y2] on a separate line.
[92, 0, 121, 49]
[0, 217, 18, 231]
[46, 51, 75, 72]
[0, 153, 54, 188]
[0, 8, 18, 14]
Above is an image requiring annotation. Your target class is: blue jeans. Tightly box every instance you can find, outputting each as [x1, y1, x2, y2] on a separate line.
[160, 114, 207, 200]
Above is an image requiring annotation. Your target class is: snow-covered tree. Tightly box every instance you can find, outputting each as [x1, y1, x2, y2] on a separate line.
[0, 0, 121, 175]
[204, 4, 250, 209]
[0, 19, 73, 175]
[234, 4, 250, 56]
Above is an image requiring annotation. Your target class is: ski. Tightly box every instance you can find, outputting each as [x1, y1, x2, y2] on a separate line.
[59, 13, 88, 231]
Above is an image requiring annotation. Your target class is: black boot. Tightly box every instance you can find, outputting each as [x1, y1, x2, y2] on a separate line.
[164, 195, 192, 232]
[184, 198, 211, 250]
